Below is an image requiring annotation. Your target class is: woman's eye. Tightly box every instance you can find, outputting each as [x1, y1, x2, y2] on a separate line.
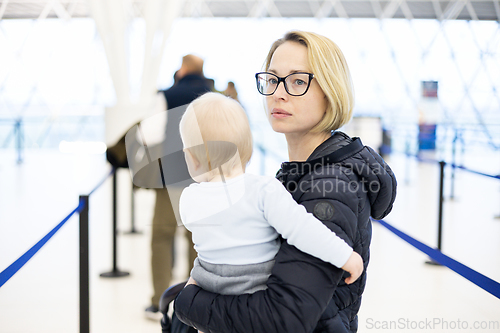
[269, 78, 278, 85]
[294, 79, 305, 85]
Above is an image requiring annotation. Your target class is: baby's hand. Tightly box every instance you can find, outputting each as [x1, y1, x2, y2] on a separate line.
[341, 251, 363, 284]
[185, 276, 198, 287]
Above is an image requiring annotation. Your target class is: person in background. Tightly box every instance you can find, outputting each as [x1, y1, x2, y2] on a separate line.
[174, 31, 397, 332]
[145, 54, 212, 320]
[223, 81, 239, 102]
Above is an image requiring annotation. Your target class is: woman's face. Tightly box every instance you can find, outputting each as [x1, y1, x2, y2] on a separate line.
[266, 41, 328, 136]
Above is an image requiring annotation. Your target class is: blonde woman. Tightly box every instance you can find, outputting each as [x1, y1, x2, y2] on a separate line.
[174, 31, 397, 333]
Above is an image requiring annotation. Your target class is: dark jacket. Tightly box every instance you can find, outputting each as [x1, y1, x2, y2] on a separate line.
[160, 73, 212, 147]
[162, 74, 212, 110]
[160, 73, 212, 161]
[174, 131, 397, 333]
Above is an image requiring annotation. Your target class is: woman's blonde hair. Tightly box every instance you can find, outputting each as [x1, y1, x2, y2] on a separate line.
[179, 92, 253, 178]
[264, 31, 354, 132]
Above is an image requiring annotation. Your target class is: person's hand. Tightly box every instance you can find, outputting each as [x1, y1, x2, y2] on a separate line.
[185, 276, 197, 287]
[341, 251, 363, 284]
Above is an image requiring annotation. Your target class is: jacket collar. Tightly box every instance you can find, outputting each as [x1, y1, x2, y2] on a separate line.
[277, 132, 363, 187]
[179, 74, 206, 83]
[279, 131, 354, 175]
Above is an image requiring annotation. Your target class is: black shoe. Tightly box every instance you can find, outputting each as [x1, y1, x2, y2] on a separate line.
[145, 304, 162, 321]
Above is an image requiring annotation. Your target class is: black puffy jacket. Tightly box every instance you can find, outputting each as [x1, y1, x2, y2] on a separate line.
[175, 131, 397, 333]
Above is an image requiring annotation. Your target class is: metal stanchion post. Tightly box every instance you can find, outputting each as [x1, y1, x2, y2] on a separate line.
[496, 172, 500, 220]
[496, 191, 500, 219]
[79, 195, 90, 333]
[100, 172, 130, 278]
[497, 148, 500, 220]
[426, 161, 445, 266]
[15, 119, 23, 164]
[437, 160, 445, 250]
[405, 135, 411, 185]
[124, 182, 142, 234]
[450, 131, 457, 200]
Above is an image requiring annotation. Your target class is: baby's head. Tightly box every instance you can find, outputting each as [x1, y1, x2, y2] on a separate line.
[179, 92, 253, 181]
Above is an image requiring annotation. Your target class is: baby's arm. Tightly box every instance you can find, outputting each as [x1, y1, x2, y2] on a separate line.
[263, 179, 363, 283]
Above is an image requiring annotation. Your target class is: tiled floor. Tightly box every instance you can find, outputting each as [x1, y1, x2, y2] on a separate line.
[0, 148, 499, 333]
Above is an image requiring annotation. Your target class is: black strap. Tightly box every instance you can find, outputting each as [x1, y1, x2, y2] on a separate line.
[308, 136, 364, 169]
[282, 137, 364, 176]
[279, 137, 364, 201]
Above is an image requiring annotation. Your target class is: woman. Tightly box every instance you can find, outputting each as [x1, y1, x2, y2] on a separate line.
[174, 31, 397, 333]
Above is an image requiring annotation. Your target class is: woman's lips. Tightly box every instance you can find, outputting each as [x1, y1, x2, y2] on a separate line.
[271, 108, 292, 118]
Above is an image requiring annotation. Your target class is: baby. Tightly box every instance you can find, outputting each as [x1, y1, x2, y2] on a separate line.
[178, 92, 363, 296]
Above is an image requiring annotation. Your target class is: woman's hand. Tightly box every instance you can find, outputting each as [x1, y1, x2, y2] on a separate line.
[185, 276, 198, 287]
[341, 251, 363, 284]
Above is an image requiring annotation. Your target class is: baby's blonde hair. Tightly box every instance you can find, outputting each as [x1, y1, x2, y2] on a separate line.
[179, 92, 253, 178]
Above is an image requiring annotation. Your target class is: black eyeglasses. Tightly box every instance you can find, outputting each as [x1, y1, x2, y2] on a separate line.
[255, 72, 315, 97]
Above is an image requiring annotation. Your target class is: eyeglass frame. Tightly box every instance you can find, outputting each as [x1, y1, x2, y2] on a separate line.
[255, 72, 315, 97]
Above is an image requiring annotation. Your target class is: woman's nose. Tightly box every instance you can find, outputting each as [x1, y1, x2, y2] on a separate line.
[273, 82, 288, 101]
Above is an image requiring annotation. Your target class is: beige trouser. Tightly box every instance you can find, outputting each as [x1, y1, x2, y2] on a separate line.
[151, 188, 197, 307]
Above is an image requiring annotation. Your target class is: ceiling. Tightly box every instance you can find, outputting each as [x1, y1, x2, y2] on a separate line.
[0, 0, 499, 20]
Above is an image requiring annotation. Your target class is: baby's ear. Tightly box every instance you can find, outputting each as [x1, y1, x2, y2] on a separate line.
[184, 148, 201, 169]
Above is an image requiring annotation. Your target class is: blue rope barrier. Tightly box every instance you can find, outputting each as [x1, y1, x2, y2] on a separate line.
[0, 199, 85, 288]
[0, 168, 115, 288]
[405, 153, 500, 180]
[89, 167, 116, 196]
[374, 218, 500, 299]
[450, 163, 500, 180]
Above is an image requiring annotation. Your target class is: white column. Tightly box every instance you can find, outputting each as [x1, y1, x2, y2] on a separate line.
[87, 0, 182, 146]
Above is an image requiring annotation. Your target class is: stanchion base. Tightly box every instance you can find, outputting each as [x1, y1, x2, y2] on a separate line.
[100, 270, 130, 278]
[123, 229, 143, 235]
[425, 259, 442, 266]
